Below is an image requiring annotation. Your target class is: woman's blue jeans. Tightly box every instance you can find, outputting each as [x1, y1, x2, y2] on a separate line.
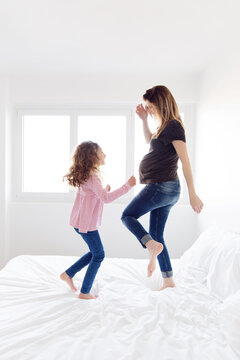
[121, 180, 180, 278]
[65, 229, 105, 294]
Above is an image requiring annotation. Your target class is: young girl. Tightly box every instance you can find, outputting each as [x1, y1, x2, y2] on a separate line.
[60, 141, 136, 300]
[121, 85, 203, 290]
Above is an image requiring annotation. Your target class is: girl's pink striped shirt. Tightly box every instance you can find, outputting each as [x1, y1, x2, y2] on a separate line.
[70, 173, 132, 233]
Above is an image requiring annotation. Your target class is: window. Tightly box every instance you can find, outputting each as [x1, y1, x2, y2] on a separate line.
[15, 108, 133, 201]
[134, 113, 157, 194]
[78, 115, 126, 187]
[23, 115, 70, 193]
[15, 104, 195, 203]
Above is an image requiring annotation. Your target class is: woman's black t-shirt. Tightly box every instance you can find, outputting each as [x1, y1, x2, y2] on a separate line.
[139, 119, 186, 184]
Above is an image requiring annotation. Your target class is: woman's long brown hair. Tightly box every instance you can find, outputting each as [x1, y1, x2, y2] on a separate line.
[143, 85, 184, 138]
[64, 141, 100, 187]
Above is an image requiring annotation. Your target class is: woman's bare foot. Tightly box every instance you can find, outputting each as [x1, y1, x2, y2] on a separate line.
[146, 240, 164, 277]
[78, 293, 98, 300]
[60, 272, 77, 291]
[158, 277, 175, 291]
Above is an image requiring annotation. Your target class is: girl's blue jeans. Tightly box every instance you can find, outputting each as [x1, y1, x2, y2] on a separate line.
[121, 179, 180, 278]
[65, 229, 105, 294]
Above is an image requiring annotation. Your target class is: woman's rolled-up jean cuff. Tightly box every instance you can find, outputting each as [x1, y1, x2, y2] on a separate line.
[140, 234, 153, 248]
[162, 270, 173, 278]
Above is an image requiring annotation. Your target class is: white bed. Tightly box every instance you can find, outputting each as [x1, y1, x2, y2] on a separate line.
[1, 227, 240, 360]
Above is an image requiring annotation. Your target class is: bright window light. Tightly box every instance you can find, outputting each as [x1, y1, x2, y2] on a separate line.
[78, 115, 126, 188]
[134, 114, 156, 194]
[19, 107, 192, 202]
[23, 115, 70, 192]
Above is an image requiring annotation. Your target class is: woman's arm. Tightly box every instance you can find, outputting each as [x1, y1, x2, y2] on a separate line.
[172, 140, 203, 214]
[136, 104, 152, 144]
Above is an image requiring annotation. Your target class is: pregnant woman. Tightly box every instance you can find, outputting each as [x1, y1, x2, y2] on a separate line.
[121, 85, 203, 290]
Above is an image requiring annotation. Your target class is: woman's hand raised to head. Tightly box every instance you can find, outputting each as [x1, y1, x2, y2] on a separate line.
[128, 176, 137, 187]
[136, 104, 148, 121]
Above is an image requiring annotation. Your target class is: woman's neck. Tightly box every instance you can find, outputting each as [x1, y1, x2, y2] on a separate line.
[155, 116, 162, 129]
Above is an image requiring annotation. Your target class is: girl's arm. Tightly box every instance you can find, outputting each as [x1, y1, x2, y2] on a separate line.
[136, 104, 152, 144]
[172, 140, 203, 214]
[91, 175, 136, 204]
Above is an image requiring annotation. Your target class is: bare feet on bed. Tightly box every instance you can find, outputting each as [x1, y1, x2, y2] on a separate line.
[78, 293, 98, 300]
[146, 240, 164, 277]
[60, 272, 77, 291]
[158, 277, 175, 291]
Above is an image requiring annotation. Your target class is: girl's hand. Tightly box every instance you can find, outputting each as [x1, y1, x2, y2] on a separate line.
[128, 176, 136, 187]
[189, 193, 204, 214]
[105, 184, 111, 192]
[136, 104, 148, 121]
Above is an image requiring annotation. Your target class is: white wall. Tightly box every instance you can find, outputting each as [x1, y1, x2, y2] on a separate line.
[0, 77, 11, 268]
[1, 73, 199, 268]
[9, 73, 200, 104]
[0, 78, 7, 267]
[195, 46, 240, 232]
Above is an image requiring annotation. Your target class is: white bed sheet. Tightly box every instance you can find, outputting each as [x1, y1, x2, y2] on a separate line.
[0, 255, 238, 360]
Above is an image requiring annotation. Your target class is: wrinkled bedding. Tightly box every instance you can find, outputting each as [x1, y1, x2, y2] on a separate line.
[0, 255, 238, 360]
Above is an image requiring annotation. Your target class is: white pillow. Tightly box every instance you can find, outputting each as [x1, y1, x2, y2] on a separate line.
[180, 226, 231, 272]
[219, 290, 240, 357]
[207, 233, 240, 299]
[181, 227, 240, 299]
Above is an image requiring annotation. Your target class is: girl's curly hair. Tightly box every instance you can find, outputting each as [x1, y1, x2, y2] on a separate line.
[64, 141, 100, 187]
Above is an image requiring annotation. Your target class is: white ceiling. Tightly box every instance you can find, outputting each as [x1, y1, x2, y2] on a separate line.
[0, 0, 239, 76]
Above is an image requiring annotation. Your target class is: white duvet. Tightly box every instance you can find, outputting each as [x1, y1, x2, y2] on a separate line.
[0, 254, 239, 360]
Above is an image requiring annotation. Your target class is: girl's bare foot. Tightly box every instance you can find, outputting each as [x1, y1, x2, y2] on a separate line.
[146, 240, 164, 277]
[158, 277, 175, 291]
[60, 272, 77, 291]
[78, 293, 98, 300]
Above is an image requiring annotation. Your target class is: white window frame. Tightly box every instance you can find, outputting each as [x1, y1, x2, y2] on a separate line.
[13, 104, 135, 203]
[13, 103, 196, 204]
